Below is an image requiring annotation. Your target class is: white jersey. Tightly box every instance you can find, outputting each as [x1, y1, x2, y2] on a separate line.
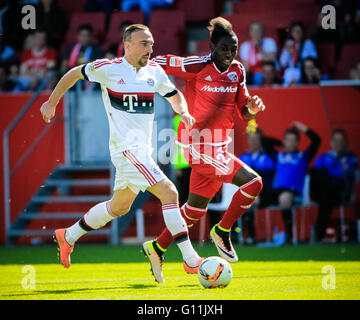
[82, 57, 176, 155]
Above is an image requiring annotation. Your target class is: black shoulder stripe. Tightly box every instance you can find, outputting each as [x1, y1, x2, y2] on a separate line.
[163, 89, 178, 98]
[81, 64, 89, 81]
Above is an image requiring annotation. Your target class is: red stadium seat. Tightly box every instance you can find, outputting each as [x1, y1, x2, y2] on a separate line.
[316, 43, 336, 75]
[233, 0, 317, 14]
[335, 44, 360, 79]
[57, 0, 87, 17]
[222, 14, 279, 48]
[231, 1, 319, 42]
[150, 10, 186, 56]
[150, 10, 185, 35]
[176, 0, 216, 22]
[193, 40, 210, 56]
[102, 11, 145, 51]
[62, 12, 106, 54]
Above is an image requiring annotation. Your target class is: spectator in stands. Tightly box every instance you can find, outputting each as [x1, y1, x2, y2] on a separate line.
[239, 21, 278, 85]
[350, 60, 360, 79]
[0, 37, 18, 70]
[61, 24, 103, 73]
[300, 57, 329, 84]
[121, 0, 174, 24]
[312, 11, 340, 44]
[319, 0, 360, 43]
[105, 20, 134, 60]
[0, 65, 22, 93]
[12, 30, 56, 91]
[280, 21, 318, 70]
[280, 21, 318, 86]
[310, 129, 358, 242]
[273, 122, 321, 244]
[36, 0, 68, 50]
[239, 128, 280, 244]
[20, 30, 56, 79]
[283, 57, 328, 86]
[260, 61, 282, 87]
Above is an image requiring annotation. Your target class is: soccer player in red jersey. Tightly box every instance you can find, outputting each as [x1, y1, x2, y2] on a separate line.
[142, 17, 266, 280]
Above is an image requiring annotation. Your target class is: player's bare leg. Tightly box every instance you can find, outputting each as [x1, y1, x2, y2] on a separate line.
[55, 187, 137, 268]
[146, 178, 202, 280]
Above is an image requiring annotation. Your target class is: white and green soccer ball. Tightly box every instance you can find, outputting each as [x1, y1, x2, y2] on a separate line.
[197, 256, 233, 288]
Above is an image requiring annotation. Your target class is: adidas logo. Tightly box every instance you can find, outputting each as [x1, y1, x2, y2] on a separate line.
[117, 79, 125, 85]
[205, 75, 212, 81]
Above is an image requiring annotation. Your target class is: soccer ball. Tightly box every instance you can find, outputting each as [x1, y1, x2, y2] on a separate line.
[197, 256, 232, 288]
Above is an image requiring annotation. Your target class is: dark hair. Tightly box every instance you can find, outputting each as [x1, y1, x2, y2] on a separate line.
[289, 21, 306, 42]
[77, 24, 93, 34]
[123, 24, 149, 42]
[249, 21, 264, 35]
[284, 128, 300, 141]
[332, 128, 347, 140]
[262, 60, 276, 69]
[208, 17, 237, 45]
[300, 57, 321, 84]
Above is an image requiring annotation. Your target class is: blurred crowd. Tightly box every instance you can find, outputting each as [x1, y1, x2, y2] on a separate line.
[237, 123, 358, 245]
[1, 0, 360, 93]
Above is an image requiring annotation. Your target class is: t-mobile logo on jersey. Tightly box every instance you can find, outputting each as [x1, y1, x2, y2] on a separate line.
[201, 85, 237, 93]
[123, 94, 138, 113]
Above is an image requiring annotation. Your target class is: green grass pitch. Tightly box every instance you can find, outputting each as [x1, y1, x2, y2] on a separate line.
[1, 243, 360, 300]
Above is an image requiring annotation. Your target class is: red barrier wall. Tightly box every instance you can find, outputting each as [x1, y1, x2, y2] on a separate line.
[320, 86, 360, 162]
[0, 94, 65, 244]
[234, 86, 332, 161]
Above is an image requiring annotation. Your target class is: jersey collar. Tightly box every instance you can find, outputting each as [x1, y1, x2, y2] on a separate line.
[212, 60, 231, 75]
[123, 57, 139, 73]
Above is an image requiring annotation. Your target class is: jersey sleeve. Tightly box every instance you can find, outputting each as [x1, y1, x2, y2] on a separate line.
[81, 59, 111, 84]
[155, 65, 177, 97]
[153, 55, 206, 80]
[235, 62, 250, 119]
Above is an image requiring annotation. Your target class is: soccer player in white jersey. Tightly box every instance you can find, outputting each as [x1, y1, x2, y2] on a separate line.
[40, 24, 203, 283]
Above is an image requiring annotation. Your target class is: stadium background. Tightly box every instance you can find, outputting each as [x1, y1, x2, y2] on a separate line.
[0, 0, 360, 301]
[1, 0, 359, 246]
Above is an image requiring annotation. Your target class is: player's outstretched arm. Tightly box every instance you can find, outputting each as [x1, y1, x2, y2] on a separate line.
[165, 90, 195, 129]
[40, 65, 85, 123]
[241, 95, 266, 121]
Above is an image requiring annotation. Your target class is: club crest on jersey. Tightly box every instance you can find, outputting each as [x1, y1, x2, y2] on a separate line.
[152, 167, 160, 175]
[227, 72, 238, 82]
[169, 57, 182, 67]
[147, 78, 154, 87]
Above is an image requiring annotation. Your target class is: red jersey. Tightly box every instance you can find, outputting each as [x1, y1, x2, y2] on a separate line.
[21, 47, 56, 72]
[153, 55, 249, 145]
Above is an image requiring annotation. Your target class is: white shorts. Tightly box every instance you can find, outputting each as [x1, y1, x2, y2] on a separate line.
[111, 148, 165, 194]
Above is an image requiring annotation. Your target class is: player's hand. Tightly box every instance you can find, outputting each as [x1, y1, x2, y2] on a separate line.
[181, 112, 196, 129]
[40, 100, 56, 123]
[246, 95, 266, 115]
[292, 121, 308, 132]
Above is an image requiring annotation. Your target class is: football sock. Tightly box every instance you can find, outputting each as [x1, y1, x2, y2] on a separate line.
[219, 177, 263, 230]
[156, 202, 208, 251]
[65, 201, 116, 245]
[161, 203, 201, 267]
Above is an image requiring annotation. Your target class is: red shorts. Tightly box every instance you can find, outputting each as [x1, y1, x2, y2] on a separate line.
[182, 143, 245, 199]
